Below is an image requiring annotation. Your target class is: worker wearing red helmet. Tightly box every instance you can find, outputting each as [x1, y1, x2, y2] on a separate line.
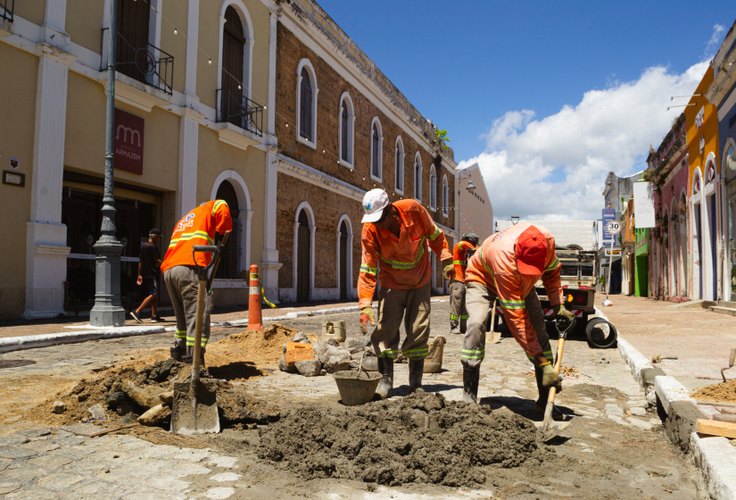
[461, 222, 574, 405]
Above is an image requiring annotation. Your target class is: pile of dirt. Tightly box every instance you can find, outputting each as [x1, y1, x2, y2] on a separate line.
[28, 327, 299, 429]
[207, 323, 303, 371]
[692, 379, 736, 403]
[258, 392, 549, 487]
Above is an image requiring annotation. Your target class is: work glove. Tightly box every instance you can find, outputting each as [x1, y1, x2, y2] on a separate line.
[540, 362, 561, 388]
[553, 304, 575, 324]
[359, 307, 375, 334]
[442, 258, 454, 280]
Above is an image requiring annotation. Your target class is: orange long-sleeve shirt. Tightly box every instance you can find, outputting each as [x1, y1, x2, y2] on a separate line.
[358, 199, 452, 309]
[161, 200, 232, 273]
[452, 240, 477, 281]
[465, 223, 562, 357]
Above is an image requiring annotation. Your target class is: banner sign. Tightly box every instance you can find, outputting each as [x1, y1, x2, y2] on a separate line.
[114, 108, 145, 175]
[633, 182, 655, 228]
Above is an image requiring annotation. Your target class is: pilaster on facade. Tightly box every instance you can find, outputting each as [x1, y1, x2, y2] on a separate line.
[177, 110, 200, 218]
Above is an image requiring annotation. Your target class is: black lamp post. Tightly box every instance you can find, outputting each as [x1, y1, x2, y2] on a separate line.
[90, 0, 125, 326]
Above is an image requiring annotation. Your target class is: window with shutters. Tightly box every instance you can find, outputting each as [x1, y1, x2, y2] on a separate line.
[370, 117, 383, 181]
[296, 59, 318, 147]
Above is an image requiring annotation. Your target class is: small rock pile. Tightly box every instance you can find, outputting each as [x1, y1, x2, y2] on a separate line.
[279, 331, 374, 377]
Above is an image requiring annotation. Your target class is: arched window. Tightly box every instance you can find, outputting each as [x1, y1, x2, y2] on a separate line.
[338, 92, 354, 167]
[220, 7, 246, 128]
[296, 59, 318, 146]
[442, 175, 449, 216]
[414, 153, 423, 201]
[395, 136, 404, 193]
[370, 117, 383, 180]
[429, 165, 437, 210]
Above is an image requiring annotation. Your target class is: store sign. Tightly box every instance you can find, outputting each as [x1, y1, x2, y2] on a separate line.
[601, 208, 616, 244]
[114, 109, 144, 174]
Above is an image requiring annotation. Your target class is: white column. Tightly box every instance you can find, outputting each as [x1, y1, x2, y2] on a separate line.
[178, 110, 199, 216]
[261, 10, 281, 302]
[176, 0, 201, 216]
[24, 51, 71, 319]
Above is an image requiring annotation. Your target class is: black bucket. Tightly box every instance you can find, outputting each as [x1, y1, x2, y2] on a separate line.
[585, 317, 617, 349]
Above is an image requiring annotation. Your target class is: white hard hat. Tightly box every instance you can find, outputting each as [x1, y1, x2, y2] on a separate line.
[361, 188, 390, 223]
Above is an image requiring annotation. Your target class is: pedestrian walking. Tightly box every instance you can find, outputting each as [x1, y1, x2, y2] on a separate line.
[161, 200, 232, 365]
[130, 228, 164, 323]
[461, 223, 575, 405]
[449, 232, 479, 334]
[358, 188, 453, 398]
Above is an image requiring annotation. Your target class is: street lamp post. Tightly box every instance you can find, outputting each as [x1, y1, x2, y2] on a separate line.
[90, 0, 125, 326]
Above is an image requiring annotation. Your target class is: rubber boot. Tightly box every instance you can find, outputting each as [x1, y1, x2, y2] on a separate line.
[463, 365, 480, 404]
[170, 339, 186, 361]
[409, 359, 424, 393]
[375, 357, 394, 399]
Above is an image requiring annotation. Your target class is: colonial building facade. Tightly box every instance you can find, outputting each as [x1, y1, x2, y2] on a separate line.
[270, 0, 458, 303]
[0, 0, 459, 319]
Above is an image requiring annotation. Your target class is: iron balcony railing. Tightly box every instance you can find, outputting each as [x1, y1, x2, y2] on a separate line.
[1, 0, 15, 22]
[216, 88, 264, 137]
[100, 29, 174, 95]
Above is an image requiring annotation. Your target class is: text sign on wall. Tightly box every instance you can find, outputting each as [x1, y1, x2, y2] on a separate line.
[114, 109, 144, 175]
[633, 181, 655, 228]
[601, 208, 616, 244]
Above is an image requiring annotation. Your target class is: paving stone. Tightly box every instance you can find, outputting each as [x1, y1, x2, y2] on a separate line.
[144, 475, 190, 493]
[35, 472, 85, 491]
[18, 428, 53, 440]
[210, 472, 241, 482]
[22, 440, 61, 454]
[628, 406, 648, 417]
[604, 403, 624, 417]
[0, 446, 40, 460]
[0, 482, 22, 495]
[0, 435, 29, 447]
[206, 455, 238, 468]
[627, 417, 654, 431]
[204, 486, 236, 499]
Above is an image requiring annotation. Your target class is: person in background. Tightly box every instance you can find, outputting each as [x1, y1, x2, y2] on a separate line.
[449, 232, 480, 334]
[130, 228, 164, 323]
[358, 188, 453, 399]
[161, 200, 232, 365]
[461, 223, 574, 405]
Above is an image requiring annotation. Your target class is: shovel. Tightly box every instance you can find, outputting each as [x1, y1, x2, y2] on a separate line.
[721, 348, 736, 382]
[170, 243, 225, 435]
[540, 316, 576, 443]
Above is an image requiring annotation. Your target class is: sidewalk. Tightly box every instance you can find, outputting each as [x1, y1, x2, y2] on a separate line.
[599, 294, 736, 499]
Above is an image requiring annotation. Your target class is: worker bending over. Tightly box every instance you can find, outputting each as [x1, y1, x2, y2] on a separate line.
[449, 232, 479, 334]
[461, 223, 574, 405]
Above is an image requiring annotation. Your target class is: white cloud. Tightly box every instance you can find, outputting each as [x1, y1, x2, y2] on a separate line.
[459, 61, 710, 222]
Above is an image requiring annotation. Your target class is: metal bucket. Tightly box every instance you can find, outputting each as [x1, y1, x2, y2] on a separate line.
[333, 370, 381, 405]
[322, 320, 346, 343]
[424, 336, 446, 373]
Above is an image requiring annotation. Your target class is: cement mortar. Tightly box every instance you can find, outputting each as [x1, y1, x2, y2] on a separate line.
[257, 392, 550, 487]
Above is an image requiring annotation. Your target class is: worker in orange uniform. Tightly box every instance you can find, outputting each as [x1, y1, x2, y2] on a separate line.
[449, 232, 480, 334]
[461, 223, 574, 405]
[161, 200, 232, 365]
[358, 188, 453, 399]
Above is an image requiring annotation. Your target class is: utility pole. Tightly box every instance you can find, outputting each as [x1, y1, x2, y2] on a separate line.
[90, 0, 125, 326]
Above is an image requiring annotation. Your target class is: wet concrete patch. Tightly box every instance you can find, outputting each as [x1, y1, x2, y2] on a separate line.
[257, 392, 550, 487]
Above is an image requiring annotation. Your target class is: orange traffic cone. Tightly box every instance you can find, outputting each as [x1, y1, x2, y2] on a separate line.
[248, 264, 264, 332]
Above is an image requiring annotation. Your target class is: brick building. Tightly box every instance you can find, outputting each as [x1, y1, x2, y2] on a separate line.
[269, 0, 458, 303]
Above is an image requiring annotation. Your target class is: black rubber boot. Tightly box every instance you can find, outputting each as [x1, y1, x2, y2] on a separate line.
[409, 359, 424, 393]
[463, 365, 480, 404]
[375, 357, 394, 399]
[170, 339, 186, 361]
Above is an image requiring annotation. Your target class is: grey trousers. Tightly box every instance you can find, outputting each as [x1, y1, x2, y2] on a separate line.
[370, 283, 431, 360]
[163, 265, 213, 347]
[462, 281, 553, 368]
[449, 280, 468, 330]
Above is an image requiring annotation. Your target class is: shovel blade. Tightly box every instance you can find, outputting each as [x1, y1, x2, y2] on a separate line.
[539, 419, 572, 443]
[170, 380, 220, 435]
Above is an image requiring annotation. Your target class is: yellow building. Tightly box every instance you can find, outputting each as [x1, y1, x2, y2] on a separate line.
[685, 66, 720, 300]
[0, 1, 275, 319]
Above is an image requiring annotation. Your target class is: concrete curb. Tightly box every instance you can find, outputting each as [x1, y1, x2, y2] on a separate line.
[0, 326, 167, 353]
[617, 334, 735, 499]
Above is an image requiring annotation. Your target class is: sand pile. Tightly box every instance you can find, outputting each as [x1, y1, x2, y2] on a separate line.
[258, 392, 549, 487]
[692, 378, 736, 403]
[207, 323, 303, 371]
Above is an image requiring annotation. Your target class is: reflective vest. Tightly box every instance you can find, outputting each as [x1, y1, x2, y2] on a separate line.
[452, 240, 477, 281]
[358, 199, 452, 309]
[465, 223, 562, 357]
[161, 200, 233, 273]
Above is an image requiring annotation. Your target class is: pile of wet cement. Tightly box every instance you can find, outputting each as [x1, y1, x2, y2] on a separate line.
[258, 391, 548, 487]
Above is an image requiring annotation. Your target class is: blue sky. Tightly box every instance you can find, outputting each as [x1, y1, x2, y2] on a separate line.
[317, 1, 734, 221]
